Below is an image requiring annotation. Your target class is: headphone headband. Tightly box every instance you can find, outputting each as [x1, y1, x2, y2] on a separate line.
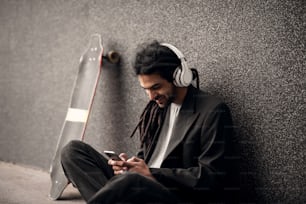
[161, 43, 185, 60]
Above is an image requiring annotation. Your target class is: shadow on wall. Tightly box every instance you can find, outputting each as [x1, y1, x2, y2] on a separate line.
[233, 124, 262, 203]
[218, 108, 261, 203]
[203, 60, 267, 203]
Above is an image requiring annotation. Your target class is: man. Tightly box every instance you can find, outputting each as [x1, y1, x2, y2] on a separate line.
[61, 40, 235, 203]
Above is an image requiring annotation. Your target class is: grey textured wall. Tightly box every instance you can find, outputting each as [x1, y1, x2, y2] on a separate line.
[0, 0, 305, 203]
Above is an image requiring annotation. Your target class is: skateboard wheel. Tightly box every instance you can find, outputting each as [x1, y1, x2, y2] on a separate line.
[106, 51, 120, 64]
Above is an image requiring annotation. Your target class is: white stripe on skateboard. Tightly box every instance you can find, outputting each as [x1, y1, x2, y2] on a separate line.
[65, 108, 89, 123]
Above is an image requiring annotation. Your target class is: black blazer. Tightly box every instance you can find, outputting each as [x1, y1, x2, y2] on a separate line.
[137, 86, 235, 203]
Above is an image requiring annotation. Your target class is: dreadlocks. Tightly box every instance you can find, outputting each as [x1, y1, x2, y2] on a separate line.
[130, 100, 168, 149]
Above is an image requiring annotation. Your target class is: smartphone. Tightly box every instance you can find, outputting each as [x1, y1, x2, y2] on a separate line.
[103, 150, 122, 161]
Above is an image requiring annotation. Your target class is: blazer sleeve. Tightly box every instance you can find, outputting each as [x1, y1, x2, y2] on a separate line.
[149, 102, 234, 191]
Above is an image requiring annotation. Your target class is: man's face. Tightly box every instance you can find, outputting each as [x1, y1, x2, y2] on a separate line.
[138, 73, 175, 108]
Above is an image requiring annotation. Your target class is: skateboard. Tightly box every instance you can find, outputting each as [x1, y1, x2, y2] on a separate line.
[49, 34, 120, 200]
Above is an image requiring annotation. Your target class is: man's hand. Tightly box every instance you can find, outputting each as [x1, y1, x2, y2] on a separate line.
[108, 153, 128, 175]
[125, 156, 155, 180]
[108, 155, 155, 180]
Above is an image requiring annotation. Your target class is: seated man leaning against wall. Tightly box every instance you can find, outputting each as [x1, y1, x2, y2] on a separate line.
[61, 40, 237, 204]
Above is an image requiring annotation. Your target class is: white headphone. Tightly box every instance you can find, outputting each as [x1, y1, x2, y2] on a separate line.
[161, 43, 193, 87]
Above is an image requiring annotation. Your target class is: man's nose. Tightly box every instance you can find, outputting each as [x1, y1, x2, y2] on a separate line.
[147, 90, 156, 100]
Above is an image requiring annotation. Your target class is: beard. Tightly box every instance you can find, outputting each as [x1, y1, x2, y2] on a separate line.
[154, 93, 175, 108]
[153, 84, 177, 108]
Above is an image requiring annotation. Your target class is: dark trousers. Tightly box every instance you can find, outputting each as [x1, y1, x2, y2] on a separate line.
[61, 140, 178, 204]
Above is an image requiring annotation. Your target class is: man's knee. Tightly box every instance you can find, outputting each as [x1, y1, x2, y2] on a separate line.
[61, 140, 84, 164]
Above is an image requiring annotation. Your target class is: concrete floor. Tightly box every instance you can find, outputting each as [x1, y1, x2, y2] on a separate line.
[0, 161, 84, 204]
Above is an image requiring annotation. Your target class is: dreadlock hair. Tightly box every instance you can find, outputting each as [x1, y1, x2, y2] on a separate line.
[130, 100, 168, 149]
[130, 40, 181, 149]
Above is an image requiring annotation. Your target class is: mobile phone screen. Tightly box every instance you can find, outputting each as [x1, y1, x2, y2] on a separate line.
[104, 150, 122, 161]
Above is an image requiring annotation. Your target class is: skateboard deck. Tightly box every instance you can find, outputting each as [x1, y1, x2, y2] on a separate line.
[49, 34, 119, 200]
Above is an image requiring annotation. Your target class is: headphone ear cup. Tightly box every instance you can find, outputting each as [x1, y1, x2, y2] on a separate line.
[181, 67, 193, 86]
[161, 43, 193, 87]
[173, 67, 182, 87]
[173, 65, 193, 87]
